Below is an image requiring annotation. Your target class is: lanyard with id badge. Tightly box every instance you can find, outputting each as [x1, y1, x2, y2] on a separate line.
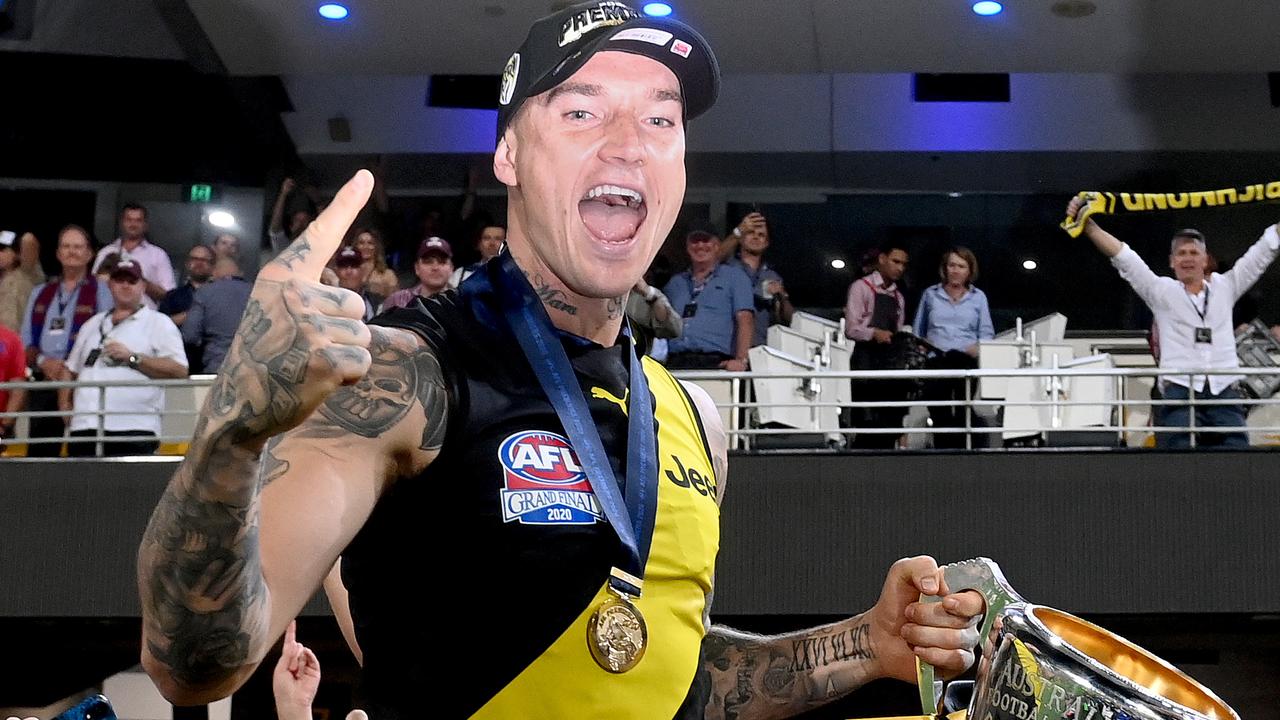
[85, 310, 139, 367]
[1188, 285, 1212, 344]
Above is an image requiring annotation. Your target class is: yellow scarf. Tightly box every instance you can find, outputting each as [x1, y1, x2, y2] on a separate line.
[1061, 182, 1280, 237]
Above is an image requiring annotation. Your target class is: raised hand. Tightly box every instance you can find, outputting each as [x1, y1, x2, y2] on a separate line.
[273, 620, 322, 720]
[203, 170, 375, 451]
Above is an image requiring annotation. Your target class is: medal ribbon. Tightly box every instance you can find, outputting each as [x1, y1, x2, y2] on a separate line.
[495, 251, 658, 598]
[1061, 181, 1280, 238]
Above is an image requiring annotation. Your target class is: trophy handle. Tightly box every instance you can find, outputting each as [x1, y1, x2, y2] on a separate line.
[915, 557, 1025, 716]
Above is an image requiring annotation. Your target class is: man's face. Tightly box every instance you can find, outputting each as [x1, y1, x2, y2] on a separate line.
[686, 234, 719, 266]
[415, 255, 454, 293]
[0, 247, 16, 272]
[477, 226, 506, 260]
[121, 209, 147, 240]
[109, 274, 144, 308]
[1170, 239, 1208, 283]
[187, 247, 215, 282]
[741, 223, 769, 255]
[496, 51, 686, 301]
[336, 264, 364, 292]
[57, 230, 94, 273]
[879, 249, 908, 283]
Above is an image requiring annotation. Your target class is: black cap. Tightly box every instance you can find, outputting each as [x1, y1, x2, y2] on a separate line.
[496, 1, 719, 137]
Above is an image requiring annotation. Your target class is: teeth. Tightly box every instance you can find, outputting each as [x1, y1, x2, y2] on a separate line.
[585, 184, 643, 203]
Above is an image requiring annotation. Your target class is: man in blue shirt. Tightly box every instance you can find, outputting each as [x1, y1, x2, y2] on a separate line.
[663, 230, 754, 370]
[720, 211, 794, 347]
[183, 255, 253, 373]
[20, 225, 113, 456]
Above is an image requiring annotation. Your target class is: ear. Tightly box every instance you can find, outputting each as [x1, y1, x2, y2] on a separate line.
[493, 129, 519, 188]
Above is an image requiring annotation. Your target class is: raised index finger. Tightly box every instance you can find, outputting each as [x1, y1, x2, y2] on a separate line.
[265, 170, 373, 282]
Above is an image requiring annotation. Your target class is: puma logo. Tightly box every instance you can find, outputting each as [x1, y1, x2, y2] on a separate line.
[590, 386, 628, 416]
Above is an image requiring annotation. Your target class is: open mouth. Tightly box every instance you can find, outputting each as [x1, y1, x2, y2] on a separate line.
[579, 184, 648, 243]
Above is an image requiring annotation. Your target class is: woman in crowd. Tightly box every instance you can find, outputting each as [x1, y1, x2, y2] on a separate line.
[350, 227, 399, 298]
[913, 247, 994, 448]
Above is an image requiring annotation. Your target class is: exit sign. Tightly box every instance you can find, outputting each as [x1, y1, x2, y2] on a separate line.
[182, 184, 219, 203]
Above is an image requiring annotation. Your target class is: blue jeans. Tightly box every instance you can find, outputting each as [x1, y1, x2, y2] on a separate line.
[1156, 383, 1248, 449]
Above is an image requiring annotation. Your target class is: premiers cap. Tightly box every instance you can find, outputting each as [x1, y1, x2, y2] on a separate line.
[496, 1, 720, 136]
[0, 231, 15, 249]
[417, 236, 453, 259]
[335, 247, 363, 268]
[110, 258, 145, 282]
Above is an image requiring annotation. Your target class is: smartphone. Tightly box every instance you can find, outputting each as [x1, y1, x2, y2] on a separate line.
[51, 695, 116, 720]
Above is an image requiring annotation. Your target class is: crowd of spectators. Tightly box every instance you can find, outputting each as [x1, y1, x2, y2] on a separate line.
[3, 176, 1276, 455]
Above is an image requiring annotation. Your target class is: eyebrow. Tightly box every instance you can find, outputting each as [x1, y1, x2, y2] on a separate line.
[543, 82, 684, 107]
[544, 82, 603, 105]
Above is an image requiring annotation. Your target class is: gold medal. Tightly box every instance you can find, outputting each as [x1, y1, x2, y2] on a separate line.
[586, 591, 648, 673]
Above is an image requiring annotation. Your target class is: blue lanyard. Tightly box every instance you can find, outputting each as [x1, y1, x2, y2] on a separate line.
[495, 251, 658, 597]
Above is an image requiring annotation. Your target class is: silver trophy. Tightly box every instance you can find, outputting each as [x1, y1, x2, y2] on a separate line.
[917, 558, 1239, 720]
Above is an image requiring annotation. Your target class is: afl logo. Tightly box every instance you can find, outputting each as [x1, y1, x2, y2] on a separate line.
[498, 431, 603, 525]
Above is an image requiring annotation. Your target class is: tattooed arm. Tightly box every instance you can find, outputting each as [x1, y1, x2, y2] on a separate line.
[137, 173, 447, 703]
[680, 384, 983, 720]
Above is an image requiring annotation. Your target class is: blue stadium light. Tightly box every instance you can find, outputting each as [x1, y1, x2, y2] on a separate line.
[318, 3, 349, 20]
[642, 3, 673, 17]
[972, 1, 1003, 16]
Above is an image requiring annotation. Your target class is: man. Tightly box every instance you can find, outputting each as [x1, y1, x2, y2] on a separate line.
[62, 259, 188, 456]
[181, 255, 252, 373]
[382, 237, 454, 311]
[92, 203, 177, 308]
[334, 246, 381, 321]
[721, 211, 794, 346]
[0, 230, 46, 333]
[449, 224, 507, 288]
[1067, 196, 1280, 448]
[138, 5, 980, 718]
[663, 231, 754, 370]
[844, 243, 910, 449]
[20, 225, 112, 457]
[159, 245, 215, 373]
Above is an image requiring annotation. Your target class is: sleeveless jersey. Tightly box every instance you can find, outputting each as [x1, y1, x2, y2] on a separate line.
[345, 268, 721, 719]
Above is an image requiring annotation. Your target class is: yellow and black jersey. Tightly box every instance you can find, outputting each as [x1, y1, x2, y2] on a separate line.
[346, 269, 721, 719]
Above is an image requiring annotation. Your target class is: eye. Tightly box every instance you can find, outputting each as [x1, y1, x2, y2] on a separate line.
[646, 116, 676, 128]
[565, 110, 595, 121]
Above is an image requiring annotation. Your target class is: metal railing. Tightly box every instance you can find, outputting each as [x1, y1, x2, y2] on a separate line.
[670, 366, 1280, 451]
[2, 366, 1277, 457]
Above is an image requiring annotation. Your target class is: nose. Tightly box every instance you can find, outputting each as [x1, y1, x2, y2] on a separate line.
[598, 114, 644, 166]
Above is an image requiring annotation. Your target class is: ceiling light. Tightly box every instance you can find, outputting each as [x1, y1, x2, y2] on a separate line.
[1022, 259, 1038, 271]
[948, 192, 963, 198]
[830, 259, 847, 270]
[318, 3, 349, 20]
[972, 1, 1003, 16]
[208, 210, 236, 229]
[642, 2, 673, 17]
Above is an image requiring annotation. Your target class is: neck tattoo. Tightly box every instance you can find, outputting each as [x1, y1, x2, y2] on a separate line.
[527, 271, 578, 316]
[607, 295, 625, 320]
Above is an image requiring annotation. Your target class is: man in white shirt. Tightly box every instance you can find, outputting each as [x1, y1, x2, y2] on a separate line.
[1067, 196, 1280, 448]
[64, 258, 188, 456]
[92, 203, 178, 309]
